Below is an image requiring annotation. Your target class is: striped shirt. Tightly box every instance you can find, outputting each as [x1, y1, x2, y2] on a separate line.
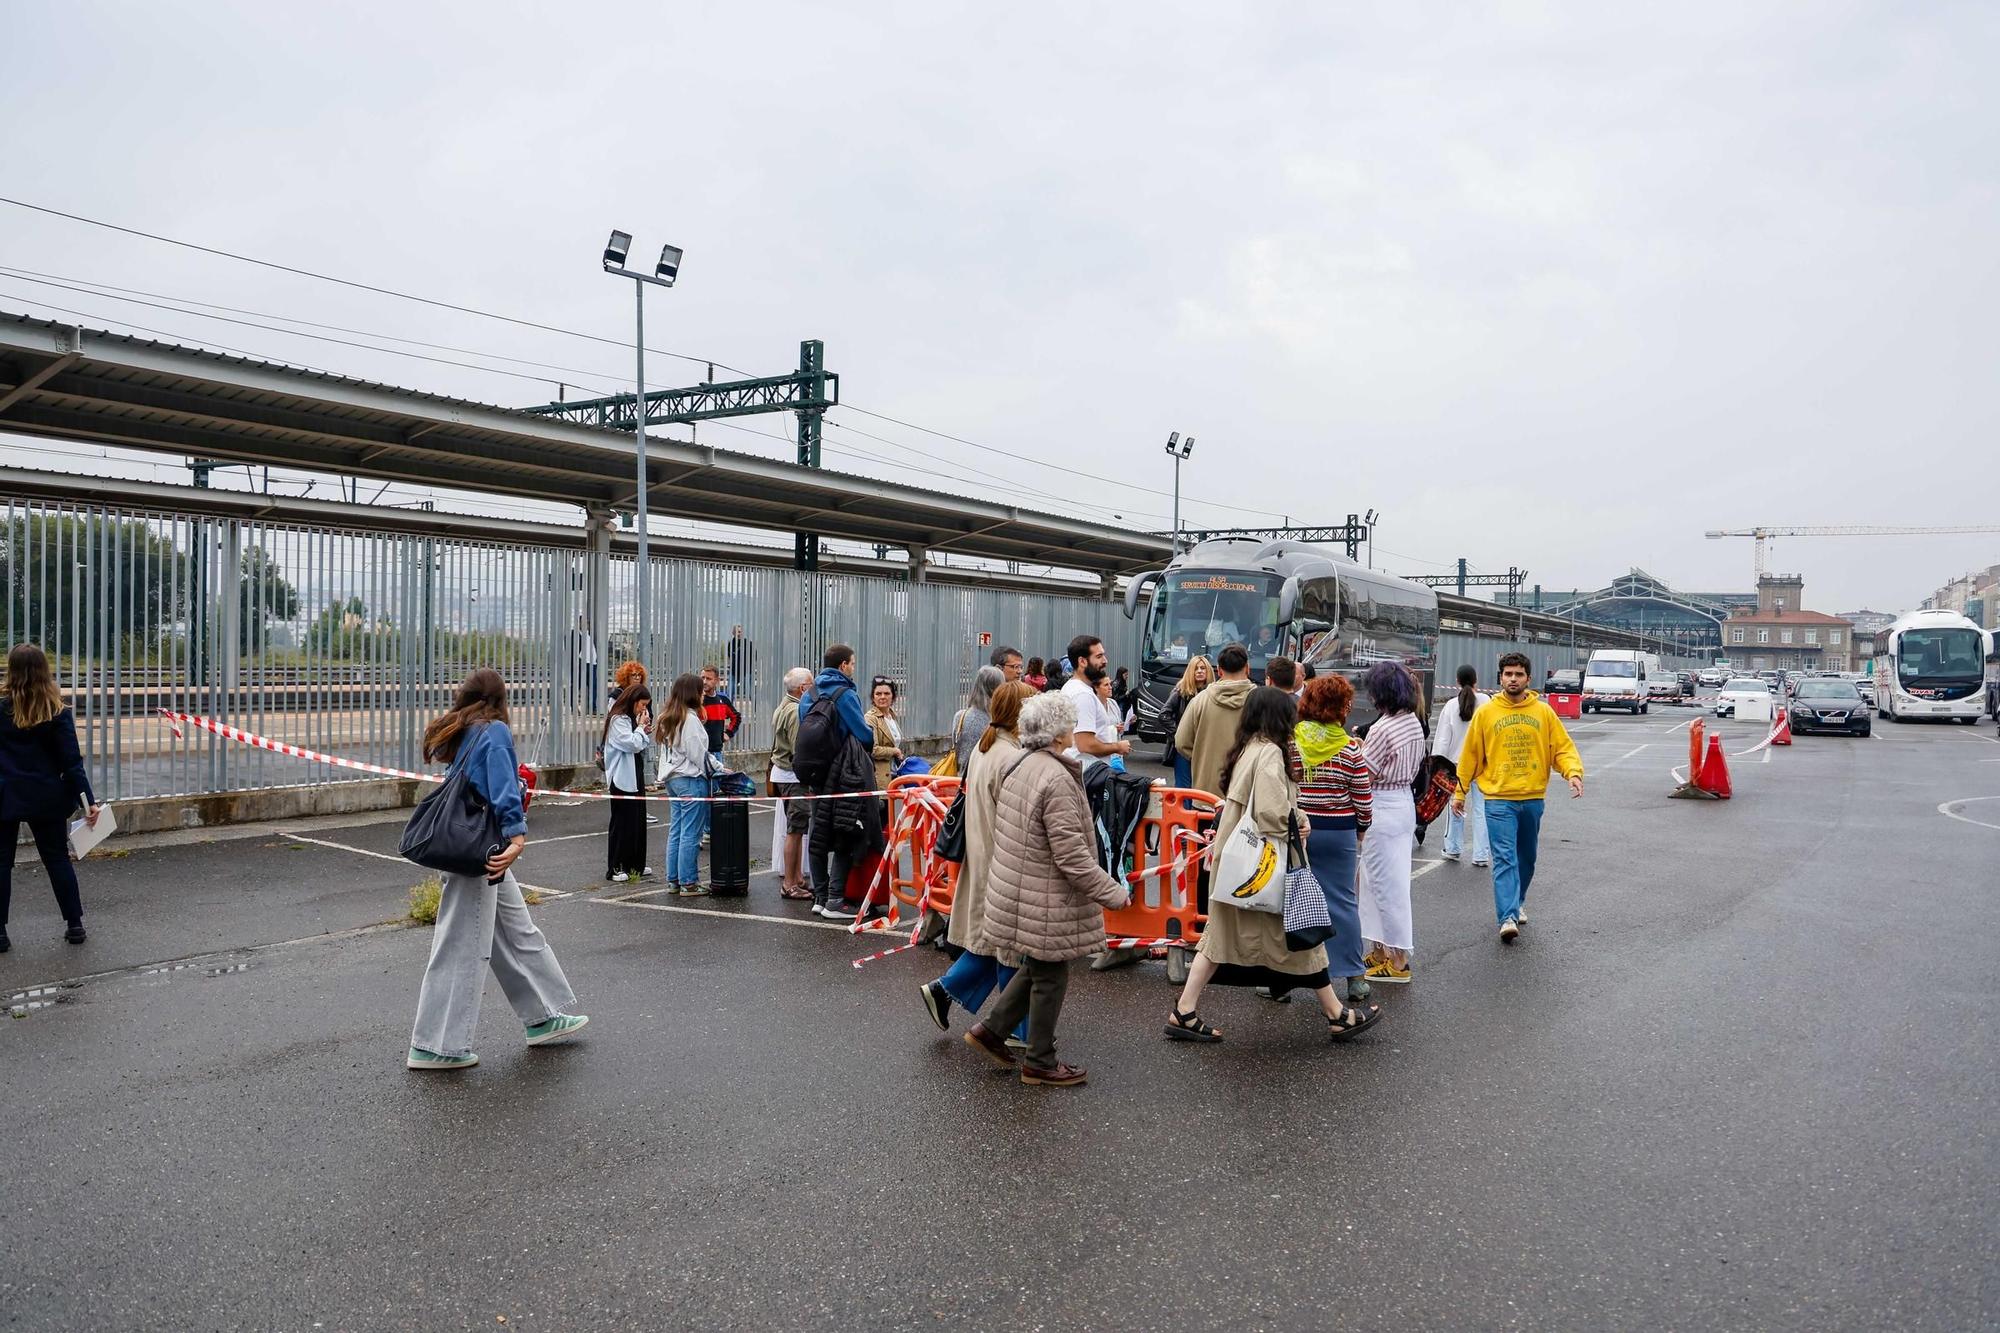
[1363, 711, 1427, 788]
[1299, 739, 1373, 830]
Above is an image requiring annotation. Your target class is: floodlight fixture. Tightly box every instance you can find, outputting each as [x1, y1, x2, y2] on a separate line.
[655, 244, 683, 286]
[603, 230, 633, 270]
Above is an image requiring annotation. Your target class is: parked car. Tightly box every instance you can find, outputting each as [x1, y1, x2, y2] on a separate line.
[1788, 678, 1871, 737]
[1713, 678, 1773, 718]
[1676, 671, 1699, 696]
[1697, 668, 1728, 688]
[1545, 668, 1583, 695]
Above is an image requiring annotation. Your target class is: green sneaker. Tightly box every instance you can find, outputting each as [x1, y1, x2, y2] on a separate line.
[406, 1047, 478, 1070]
[524, 1013, 590, 1046]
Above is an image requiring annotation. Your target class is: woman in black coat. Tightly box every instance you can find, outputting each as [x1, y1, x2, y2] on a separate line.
[0, 644, 101, 950]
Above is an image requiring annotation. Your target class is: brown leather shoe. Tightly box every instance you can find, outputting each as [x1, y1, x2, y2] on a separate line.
[963, 1024, 1018, 1068]
[1021, 1061, 1087, 1087]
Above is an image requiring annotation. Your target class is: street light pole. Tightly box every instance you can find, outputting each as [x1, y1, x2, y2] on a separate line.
[1165, 432, 1194, 550]
[602, 230, 683, 678]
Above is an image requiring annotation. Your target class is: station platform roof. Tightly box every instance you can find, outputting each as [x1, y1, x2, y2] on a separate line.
[0, 313, 1168, 576]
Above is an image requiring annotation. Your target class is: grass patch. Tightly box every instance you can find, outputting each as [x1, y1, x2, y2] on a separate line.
[407, 875, 443, 925]
[521, 887, 545, 906]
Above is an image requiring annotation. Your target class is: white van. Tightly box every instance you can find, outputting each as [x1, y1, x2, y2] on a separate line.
[1584, 649, 1654, 714]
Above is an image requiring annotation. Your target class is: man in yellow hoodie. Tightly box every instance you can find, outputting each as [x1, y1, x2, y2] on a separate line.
[1452, 652, 1585, 944]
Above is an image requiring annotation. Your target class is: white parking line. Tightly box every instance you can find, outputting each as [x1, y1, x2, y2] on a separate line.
[1939, 796, 2000, 830]
[281, 833, 569, 899]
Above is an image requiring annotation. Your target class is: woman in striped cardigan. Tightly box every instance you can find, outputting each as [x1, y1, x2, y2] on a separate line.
[1358, 662, 1428, 985]
[1296, 674, 1373, 999]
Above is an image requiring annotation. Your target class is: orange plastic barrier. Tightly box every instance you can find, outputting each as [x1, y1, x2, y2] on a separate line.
[1099, 785, 1218, 950]
[868, 775, 959, 929]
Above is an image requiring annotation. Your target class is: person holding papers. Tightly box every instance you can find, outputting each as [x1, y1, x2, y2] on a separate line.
[0, 643, 101, 950]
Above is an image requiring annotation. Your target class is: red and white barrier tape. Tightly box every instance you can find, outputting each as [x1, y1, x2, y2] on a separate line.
[156, 709, 892, 804]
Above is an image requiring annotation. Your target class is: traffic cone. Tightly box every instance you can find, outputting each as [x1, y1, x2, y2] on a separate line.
[1698, 733, 1733, 799]
[1688, 718, 1705, 776]
[1771, 703, 1792, 746]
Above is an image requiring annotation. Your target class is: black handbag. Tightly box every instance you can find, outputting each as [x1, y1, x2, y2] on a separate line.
[399, 761, 503, 877]
[933, 788, 968, 862]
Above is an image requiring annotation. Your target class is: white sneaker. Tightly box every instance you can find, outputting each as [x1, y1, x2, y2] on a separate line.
[1516, 903, 1528, 924]
[610, 871, 631, 883]
[645, 814, 661, 825]
[1471, 858, 1490, 867]
[1499, 919, 1520, 944]
[809, 903, 826, 917]
[820, 903, 857, 921]
[642, 867, 655, 877]
[1440, 850, 1460, 863]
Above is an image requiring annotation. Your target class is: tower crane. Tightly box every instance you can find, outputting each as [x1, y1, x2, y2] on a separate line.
[1704, 525, 2000, 579]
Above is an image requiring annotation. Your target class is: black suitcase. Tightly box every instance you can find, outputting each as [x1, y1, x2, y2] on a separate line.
[708, 793, 751, 896]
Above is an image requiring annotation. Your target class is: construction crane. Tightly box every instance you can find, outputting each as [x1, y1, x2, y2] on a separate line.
[1704, 525, 2000, 579]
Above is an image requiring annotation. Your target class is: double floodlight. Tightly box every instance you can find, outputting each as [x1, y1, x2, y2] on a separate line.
[603, 229, 683, 287]
[1165, 430, 1195, 459]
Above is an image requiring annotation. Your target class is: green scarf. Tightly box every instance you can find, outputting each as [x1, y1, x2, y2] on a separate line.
[1295, 720, 1351, 772]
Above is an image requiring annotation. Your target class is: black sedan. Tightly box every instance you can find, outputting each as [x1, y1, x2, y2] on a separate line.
[1788, 679, 1871, 736]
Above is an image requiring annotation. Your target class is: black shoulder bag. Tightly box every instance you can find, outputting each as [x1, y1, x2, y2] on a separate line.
[399, 756, 504, 878]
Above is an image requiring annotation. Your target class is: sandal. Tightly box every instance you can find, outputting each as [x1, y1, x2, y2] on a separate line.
[1326, 1004, 1383, 1042]
[779, 884, 813, 900]
[1165, 1008, 1223, 1043]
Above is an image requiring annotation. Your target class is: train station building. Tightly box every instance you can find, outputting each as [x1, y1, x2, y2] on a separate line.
[1717, 575, 1857, 672]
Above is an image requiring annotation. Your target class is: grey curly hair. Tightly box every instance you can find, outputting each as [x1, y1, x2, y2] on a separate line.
[1016, 691, 1076, 751]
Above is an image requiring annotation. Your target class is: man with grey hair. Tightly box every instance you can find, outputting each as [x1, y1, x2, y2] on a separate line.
[768, 666, 815, 899]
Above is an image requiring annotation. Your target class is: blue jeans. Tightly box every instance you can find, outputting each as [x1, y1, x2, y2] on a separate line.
[1172, 752, 1192, 789]
[1484, 798, 1543, 925]
[665, 775, 710, 884]
[935, 950, 1027, 1039]
[1440, 783, 1489, 861]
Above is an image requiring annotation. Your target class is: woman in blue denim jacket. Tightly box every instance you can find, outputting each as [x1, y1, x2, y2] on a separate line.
[406, 669, 589, 1071]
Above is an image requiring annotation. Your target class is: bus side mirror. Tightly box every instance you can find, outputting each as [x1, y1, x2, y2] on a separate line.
[1278, 576, 1302, 625]
[1122, 570, 1162, 621]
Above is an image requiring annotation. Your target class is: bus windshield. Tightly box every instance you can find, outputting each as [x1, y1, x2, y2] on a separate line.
[1144, 571, 1284, 664]
[1898, 628, 1984, 683]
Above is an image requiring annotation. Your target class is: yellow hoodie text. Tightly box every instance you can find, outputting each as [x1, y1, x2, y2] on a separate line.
[1455, 690, 1583, 801]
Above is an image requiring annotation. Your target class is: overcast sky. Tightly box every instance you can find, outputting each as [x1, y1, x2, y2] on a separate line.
[3, 1, 1995, 611]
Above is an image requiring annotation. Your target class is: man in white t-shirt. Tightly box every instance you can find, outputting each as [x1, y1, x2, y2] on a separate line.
[1061, 634, 1130, 765]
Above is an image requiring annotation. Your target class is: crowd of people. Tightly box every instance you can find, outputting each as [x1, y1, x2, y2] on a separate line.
[0, 625, 1587, 1086]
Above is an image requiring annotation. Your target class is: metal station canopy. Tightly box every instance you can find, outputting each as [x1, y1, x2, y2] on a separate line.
[0, 313, 1168, 575]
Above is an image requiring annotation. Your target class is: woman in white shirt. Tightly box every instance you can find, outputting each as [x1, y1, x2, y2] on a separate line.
[652, 673, 713, 895]
[601, 684, 653, 882]
[1431, 664, 1489, 866]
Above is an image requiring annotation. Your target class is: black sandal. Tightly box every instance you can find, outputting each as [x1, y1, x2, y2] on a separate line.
[1326, 1004, 1382, 1042]
[1165, 1008, 1223, 1043]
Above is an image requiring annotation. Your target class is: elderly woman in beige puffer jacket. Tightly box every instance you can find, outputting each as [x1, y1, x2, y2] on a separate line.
[965, 691, 1131, 1088]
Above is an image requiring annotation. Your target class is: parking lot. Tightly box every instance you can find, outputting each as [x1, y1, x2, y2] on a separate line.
[3, 706, 1996, 1330]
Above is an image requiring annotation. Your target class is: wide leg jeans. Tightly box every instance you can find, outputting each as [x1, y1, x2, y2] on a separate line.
[410, 869, 576, 1059]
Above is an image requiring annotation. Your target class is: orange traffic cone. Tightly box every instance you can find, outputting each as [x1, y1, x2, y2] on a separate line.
[1698, 733, 1733, 799]
[1771, 703, 1792, 746]
[1688, 718, 1705, 775]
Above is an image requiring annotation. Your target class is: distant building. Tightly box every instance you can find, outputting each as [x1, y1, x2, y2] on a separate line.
[1920, 562, 2000, 631]
[1530, 569, 1754, 656]
[1719, 575, 1855, 671]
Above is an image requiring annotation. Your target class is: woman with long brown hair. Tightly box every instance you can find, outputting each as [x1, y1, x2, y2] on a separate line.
[406, 668, 587, 1071]
[918, 679, 1036, 1033]
[600, 683, 652, 882]
[652, 672, 711, 894]
[0, 644, 100, 951]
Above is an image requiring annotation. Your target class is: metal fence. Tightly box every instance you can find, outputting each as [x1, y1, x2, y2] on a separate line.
[3, 494, 1127, 800]
[1437, 630, 1704, 699]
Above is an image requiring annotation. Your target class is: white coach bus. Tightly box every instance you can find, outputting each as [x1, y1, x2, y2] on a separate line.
[1873, 609, 1990, 723]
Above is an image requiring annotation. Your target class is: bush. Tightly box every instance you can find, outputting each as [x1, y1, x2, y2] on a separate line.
[407, 876, 442, 925]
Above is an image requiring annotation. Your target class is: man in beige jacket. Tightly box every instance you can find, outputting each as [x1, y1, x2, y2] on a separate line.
[1173, 642, 1255, 797]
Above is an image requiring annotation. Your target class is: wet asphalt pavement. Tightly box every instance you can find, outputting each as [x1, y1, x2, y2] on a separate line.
[3, 710, 1996, 1330]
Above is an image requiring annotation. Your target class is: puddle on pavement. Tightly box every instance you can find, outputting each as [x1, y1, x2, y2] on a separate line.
[138, 958, 259, 982]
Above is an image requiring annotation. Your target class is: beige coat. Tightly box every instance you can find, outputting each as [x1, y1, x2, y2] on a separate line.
[864, 706, 902, 791]
[947, 730, 1020, 953]
[979, 747, 1128, 965]
[1173, 677, 1254, 797]
[1198, 738, 1328, 976]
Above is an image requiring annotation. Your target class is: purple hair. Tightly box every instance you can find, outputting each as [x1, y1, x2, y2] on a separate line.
[1364, 661, 1419, 715]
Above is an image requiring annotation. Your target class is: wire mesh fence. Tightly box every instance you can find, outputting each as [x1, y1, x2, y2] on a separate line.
[3, 495, 1130, 800]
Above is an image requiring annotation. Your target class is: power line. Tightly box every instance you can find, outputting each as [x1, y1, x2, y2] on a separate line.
[836, 404, 1283, 523]
[0, 280, 622, 395]
[0, 194, 757, 376]
[0, 266, 628, 389]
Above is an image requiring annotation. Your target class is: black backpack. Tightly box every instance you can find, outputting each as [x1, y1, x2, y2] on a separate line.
[793, 683, 850, 791]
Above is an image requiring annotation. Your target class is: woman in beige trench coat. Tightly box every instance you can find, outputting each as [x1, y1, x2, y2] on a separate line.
[1164, 686, 1382, 1045]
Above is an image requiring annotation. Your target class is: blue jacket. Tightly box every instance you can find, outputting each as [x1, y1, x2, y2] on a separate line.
[452, 721, 528, 839]
[801, 668, 873, 746]
[0, 701, 96, 823]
